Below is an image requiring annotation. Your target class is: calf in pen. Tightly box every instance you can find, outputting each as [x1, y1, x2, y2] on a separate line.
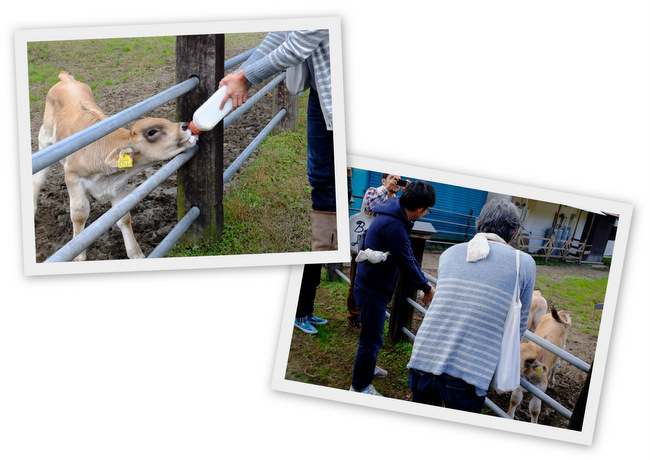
[33, 71, 198, 261]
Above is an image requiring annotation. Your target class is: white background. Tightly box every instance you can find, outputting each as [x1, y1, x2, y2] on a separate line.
[2, 1, 648, 458]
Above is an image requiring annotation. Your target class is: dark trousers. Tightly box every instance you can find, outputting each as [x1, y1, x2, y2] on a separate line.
[295, 88, 334, 320]
[409, 369, 485, 414]
[351, 287, 387, 390]
[296, 264, 322, 318]
[306, 87, 335, 213]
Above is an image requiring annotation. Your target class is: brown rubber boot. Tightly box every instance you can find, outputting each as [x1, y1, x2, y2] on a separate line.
[311, 210, 338, 252]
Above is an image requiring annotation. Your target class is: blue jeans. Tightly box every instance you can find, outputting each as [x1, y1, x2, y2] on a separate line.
[307, 87, 335, 212]
[351, 287, 387, 391]
[409, 369, 485, 413]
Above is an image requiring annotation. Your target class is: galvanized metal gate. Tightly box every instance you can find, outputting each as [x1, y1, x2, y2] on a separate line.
[32, 46, 291, 263]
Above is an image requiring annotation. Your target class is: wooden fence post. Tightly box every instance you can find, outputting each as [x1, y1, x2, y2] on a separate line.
[175, 34, 225, 244]
[388, 226, 435, 343]
[273, 79, 300, 133]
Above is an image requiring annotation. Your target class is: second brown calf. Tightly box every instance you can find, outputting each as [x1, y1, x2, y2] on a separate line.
[507, 306, 572, 423]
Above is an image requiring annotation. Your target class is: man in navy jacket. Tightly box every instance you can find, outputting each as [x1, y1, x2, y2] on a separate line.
[350, 181, 436, 395]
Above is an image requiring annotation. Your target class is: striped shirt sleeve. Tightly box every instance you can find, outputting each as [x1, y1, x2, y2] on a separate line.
[242, 30, 329, 84]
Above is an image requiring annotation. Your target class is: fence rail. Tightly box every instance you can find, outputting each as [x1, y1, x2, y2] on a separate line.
[45, 146, 199, 263]
[334, 262, 589, 422]
[518, 234, 592, 263]
[350, 200, 477, 244]
[35, 42, 296, 263]
[31, 77, 200, 175]
[350, 199, 595, 262]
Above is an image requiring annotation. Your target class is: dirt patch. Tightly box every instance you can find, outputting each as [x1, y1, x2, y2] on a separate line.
[292, 251, 606, 430]
[30, 43, 274, 262]
[285, 252, 605, 430]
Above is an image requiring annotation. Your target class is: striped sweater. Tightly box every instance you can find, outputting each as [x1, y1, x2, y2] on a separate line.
[407, 242, 536, 392]
[239, 30, 332, 130]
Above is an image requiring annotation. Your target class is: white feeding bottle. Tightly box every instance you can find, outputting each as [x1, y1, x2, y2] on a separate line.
[188, 85, 233, 135]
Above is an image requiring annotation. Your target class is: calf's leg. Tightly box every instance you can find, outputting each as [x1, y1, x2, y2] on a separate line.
[111, 194, 144, 259]
[33, 124, 56, 211]
[68, 187, 90, 262]
[507, 386, 524, 418]
[529, 396, 542, 423]
[115, 211, 145, 259]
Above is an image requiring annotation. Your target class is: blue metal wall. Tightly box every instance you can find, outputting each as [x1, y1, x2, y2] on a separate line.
[349, 168, 488, 243]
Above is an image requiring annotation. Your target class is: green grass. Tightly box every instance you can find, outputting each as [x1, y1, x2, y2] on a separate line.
[28, 32, 312, 257]
[167, 92, 312, 257]
[535, 276, 607, 335]
[225, 32, 267, 49]
[286, 269, 415, 399]
[27, 36, 176, 113]
[285, 261, 609, 400]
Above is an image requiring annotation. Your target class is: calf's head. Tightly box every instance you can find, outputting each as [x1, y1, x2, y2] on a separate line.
[519, 343, 547, 385]
[105, 118, 197, 169]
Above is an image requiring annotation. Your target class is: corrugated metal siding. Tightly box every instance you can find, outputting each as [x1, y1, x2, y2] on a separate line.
[353, 170, 488, 242]
[349, 169, 371, 215]
[425, 181, 488, 242]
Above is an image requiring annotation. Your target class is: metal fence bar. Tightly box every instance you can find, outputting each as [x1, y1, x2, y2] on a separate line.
[35, 47, 280, 262]
[401, 326, 415, 341]
[334, 268, 350, 284]
[332, 260, 580, 421]
[223, 72, 286, 130]
[223, 108, 287, 183]
[484, 398, 512, 418]
[406, 297, 428, 316]
[519, 378, 573, 419]
[427, 218, 476, 229]
[224, 48, 256, 71]
[424, 272, 437, 285]
[524, 330, 591, 373]
[45, 145, 199, 263]
[32, 77, 200, 174]
[397, 305, 573, 420]
[147, 206, 201, 259]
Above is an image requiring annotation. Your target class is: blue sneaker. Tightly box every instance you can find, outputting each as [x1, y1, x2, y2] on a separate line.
[307, 313, 327, 325]
[294, 317, 318, 334]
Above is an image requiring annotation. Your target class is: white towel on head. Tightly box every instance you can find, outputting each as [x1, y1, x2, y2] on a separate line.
[356, 248, 390, 264]
[466, 233, 507, 262]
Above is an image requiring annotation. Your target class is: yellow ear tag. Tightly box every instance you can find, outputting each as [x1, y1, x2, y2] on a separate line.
[535, 368, 543, 375]
[118, 153, 133, 169]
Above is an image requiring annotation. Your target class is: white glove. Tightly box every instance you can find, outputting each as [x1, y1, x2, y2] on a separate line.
[356, 248, 390, 264]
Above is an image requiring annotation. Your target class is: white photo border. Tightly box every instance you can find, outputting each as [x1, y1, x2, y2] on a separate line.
[16, 17, 350, 276]
[272, 153, 633, 446]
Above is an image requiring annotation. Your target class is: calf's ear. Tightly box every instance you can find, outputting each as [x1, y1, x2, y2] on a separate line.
[105, 144, 141, 168]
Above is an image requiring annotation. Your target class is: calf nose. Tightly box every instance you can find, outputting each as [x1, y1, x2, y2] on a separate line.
[181, 122, 190, 131]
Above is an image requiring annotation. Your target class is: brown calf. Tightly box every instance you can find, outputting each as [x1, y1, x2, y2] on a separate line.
[33, 72, 197, 260]
[507, 306, 572, 423]
[527, 290, 548, 332]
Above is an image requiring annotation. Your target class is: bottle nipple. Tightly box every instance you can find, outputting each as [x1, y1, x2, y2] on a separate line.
[188, 120, 202, 135]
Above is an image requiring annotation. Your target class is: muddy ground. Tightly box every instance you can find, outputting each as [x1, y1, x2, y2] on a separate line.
[418, 251, 604, 428]
[30, 43, 274, 262]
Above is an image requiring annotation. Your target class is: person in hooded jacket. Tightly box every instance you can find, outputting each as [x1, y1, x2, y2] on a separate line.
[219, 30, 336, 336]
[350, 181, 436, 396]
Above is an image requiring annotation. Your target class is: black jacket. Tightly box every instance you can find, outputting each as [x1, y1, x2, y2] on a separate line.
[354, 197, 431, 301]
